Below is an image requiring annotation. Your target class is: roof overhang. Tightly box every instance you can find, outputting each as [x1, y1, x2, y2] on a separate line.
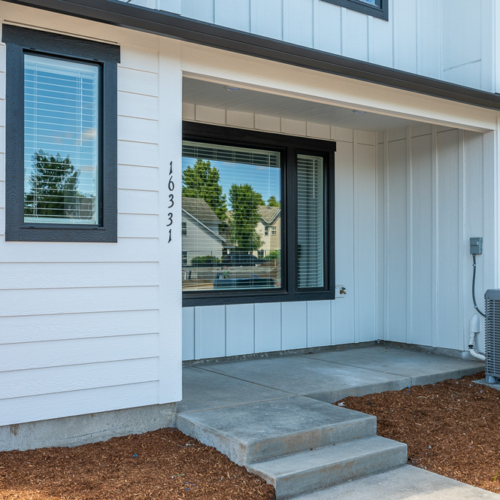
[4, 0, 500, 112]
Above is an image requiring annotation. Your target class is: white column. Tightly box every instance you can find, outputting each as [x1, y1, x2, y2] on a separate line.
[158, 36, 183, 404]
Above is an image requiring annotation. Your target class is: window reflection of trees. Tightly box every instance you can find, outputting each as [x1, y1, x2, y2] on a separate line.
[24, 150, 96, 222]
[181, 158, 281, 291]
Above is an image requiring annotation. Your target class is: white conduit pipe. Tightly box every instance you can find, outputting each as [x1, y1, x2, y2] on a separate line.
[469, 313, 485, 361]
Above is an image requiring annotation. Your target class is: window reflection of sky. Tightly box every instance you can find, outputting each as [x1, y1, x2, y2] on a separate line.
[182, 157, 281, 210]
[24, 54, 99, 197]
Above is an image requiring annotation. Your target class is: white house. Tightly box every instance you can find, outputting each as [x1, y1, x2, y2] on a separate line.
[182, 197, 226, 265]
[255, 205, 281, 259]
[0, 0, 499, 450]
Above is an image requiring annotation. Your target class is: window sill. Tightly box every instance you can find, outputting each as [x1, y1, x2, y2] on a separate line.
[7, 224, 116, 243]
[183, 290, 336, 307]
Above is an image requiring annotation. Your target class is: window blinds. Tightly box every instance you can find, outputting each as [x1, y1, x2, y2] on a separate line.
[182, 142, 280, 169]
[297, 154, 325, 288]
[24, 54, 99, 225]
[182, 141, 281, 292]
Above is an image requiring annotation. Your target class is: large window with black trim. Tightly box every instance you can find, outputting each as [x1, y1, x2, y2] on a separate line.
[182, 123, 336, 307]
[320, 0, 388, 21]
[3, 25, 119, 242]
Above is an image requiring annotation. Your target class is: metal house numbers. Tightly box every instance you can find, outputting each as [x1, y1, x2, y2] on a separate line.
[167, 161, 174, 243]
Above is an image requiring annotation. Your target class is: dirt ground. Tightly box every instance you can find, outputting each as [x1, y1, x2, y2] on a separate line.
[0, 428, 275, 500]
[338, 371, 500, 494]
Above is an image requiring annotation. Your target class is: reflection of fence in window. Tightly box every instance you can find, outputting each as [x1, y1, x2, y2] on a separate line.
[181, 251, 281, 291]
[181, 141, 281, 292]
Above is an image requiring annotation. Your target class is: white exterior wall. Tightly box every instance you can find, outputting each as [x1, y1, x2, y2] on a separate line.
[379, 126, 495, 354]
[182, 104, 495, 360]
[0, 3, 183, 426]
[129, 0, 496, 93]
[1, 1, 499, 426]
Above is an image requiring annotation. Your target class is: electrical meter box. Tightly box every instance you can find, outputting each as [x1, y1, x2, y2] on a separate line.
[470, 237, 483, 255]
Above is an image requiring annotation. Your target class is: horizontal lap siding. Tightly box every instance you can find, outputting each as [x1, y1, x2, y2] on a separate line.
[182, 107, 378, 360]
[1, 383, 159, 427]
[0, 36, 163, 424]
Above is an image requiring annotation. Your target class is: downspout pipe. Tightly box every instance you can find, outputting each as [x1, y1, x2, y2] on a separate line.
[469, 313, 485, 361]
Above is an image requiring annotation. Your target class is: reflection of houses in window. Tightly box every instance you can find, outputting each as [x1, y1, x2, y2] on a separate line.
[255, 205, 281, 258]
[182, 197, 226, 266]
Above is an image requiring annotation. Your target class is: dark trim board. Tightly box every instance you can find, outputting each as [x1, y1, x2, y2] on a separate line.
[320, 0, 389, 21]
[2, 25, 119, 242]
[182, 122, 336, 308]
[4, 0, 500, 111]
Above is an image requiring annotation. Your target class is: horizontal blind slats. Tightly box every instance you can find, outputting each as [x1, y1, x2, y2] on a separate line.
[182, 141, 281, 292]
[24, 54, 100, 225]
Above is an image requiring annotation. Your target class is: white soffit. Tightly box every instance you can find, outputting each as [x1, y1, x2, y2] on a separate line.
[183, 78, 429, 133]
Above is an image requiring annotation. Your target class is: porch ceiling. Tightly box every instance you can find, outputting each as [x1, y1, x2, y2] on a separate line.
[183, 78, 428, 133]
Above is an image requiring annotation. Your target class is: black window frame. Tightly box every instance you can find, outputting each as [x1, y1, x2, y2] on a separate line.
[320, 0, 389, 21]
[2, 25, 120, 242]
[182, 122, 336, 307]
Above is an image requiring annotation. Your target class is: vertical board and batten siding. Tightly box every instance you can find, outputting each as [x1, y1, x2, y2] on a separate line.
[0, 5, 183, 426]
[183, 104, 493, 359]
[181, 104, 379, 360]
[379, 125, 489, 352]
[130, 0, 495, 93]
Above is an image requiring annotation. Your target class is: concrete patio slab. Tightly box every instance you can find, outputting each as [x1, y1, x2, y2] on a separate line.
[177, 367, 289, 414]
[293, 465, 500, 499]
[304, 347, 484, 386]
[179, 347, 489, 499]
[196, 355, 411, 403]
[177, 396, 376, 465]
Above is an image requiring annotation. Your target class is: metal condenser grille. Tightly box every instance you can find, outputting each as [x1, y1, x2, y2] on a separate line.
[485, 290, 500, 379]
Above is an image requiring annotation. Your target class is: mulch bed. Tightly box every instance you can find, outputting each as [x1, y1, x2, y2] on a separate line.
[0, 428, 275, 500]
[336, 371, 500, 494]
[3, 372, 499, 499]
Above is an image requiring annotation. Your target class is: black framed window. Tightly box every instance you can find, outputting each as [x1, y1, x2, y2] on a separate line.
[182, 123, 336, 307]
[2, 25, 120, 242]
[320, 0, 388, 21]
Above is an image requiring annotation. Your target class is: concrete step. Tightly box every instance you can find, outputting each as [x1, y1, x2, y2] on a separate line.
[247, 436, 408, 499]
[292, 465, 500, 500]
[177, 396, 376, 465]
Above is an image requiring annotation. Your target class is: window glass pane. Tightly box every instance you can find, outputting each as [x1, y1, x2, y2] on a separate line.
[182, 141, 281, 292]
[297, 154, 324, 289]
[24, 54, 99, 225]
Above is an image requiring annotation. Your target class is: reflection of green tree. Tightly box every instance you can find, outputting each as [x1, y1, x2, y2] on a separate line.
[182, 159, 227, 222]
[229, 183, 262, 253]
[24, 150, 93, 220]
[267, 196, 280, 207]
[265, 250, 281, 261]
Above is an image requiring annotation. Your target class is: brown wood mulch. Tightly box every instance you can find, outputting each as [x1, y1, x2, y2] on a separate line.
[3, 372, 499, 499]
[0, 428, 275, 500]
[336, 371, 500, 494]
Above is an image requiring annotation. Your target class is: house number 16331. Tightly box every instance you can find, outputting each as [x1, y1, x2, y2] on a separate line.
[167, 161, 174, 243]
